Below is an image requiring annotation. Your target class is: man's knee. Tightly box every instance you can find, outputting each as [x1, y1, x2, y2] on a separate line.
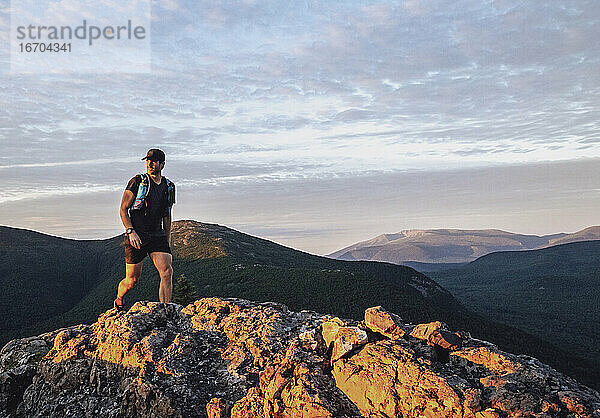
[159, 265, 173, 279]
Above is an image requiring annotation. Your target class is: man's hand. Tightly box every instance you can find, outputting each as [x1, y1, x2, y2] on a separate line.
[129, 230, 142, 249]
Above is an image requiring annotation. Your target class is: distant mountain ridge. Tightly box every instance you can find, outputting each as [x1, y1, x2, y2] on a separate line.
[328, 226, 600, 264]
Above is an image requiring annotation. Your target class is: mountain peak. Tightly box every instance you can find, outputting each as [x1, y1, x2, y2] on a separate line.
[328, 226, 600, 264]
[170, 220, 228, 260]
[2, 298, 599, 417]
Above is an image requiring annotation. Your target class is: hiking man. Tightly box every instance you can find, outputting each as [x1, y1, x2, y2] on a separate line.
[114, 148, 176, 310]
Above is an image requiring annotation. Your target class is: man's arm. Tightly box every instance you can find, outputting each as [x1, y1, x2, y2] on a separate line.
[163, 211, 172, 245]
[120, 190, 142, 249]
[163, 182, 175, 245]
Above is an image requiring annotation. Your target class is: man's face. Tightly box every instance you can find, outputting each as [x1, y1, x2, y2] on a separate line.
[147, 158, 165, 174]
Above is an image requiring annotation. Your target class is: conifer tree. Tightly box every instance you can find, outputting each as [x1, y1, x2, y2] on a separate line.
[172, 274, 198, 306]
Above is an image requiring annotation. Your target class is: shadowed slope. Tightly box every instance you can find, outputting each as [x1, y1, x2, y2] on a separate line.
[430, 240, 600, 365]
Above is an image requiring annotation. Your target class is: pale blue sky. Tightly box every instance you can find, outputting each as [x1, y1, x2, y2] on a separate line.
[0, 1, 599, 254]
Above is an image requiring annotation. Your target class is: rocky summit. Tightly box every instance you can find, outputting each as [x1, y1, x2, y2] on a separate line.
[1, 299, 599, 417]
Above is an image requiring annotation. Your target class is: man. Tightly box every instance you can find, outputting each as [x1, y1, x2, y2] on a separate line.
[114, 148, 176, 310]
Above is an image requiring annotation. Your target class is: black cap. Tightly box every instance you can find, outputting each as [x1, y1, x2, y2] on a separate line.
[142, 148, 165, 162]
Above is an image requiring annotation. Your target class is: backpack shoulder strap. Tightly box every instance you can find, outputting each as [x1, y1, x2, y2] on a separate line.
[132, 173, 150, 210]
[164, 177, 175, 207]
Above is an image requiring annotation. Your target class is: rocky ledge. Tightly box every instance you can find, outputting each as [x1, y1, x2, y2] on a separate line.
[1, 298, 599, 417]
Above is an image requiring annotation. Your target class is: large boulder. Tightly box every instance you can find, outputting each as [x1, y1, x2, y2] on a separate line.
[332, 339, 473, 416]
[0, 298, 599, 417]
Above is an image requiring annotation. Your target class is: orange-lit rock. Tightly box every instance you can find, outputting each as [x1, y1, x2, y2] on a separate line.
[364, 305, 409, 339]
[332, 339, 474, 416]
[451, 346, 523, 376]
[331, 327, 368, 363]
[429, 329, 464, 351]
[410, 320, 445, 341]
[409, 319, 466, 351]
[206, 397, 228, 417]
[0, 298, 599, 417]
[320, 316, 348, 350]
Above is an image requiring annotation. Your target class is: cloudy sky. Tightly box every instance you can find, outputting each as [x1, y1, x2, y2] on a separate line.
[0, 0, 599, 254]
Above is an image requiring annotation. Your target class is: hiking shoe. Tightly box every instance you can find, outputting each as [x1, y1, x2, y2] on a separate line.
[113, 299, 124, 312]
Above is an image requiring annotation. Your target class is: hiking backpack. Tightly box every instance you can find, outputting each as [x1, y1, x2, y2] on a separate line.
[130, 173, 175, 215]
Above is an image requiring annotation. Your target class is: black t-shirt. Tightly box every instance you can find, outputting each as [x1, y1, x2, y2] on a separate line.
[126, 175, 175, 240]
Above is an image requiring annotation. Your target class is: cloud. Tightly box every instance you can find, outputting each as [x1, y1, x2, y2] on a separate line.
[1, 0, 599, 174]
[2, 0, 600, 252]
[332, 109, 377, 122]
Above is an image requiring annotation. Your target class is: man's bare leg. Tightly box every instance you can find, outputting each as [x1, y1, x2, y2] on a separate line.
[150, 251, 173, 303]
[116, 261, 143, 306]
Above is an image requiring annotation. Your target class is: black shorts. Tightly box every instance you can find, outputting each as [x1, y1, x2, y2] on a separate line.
[124, 234, 172, 264]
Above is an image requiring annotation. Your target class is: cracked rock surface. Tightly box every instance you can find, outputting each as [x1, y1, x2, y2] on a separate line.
[0, 298, 599, 417]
